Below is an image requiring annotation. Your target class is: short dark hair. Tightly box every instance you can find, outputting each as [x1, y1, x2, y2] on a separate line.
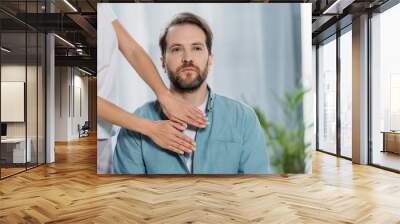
[159, 12, 213, 56]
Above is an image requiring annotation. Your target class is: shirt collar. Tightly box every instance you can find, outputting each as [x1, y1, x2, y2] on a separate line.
[206, 85, 216, 112]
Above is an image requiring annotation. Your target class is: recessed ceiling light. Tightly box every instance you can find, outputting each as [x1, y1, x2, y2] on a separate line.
[322, 0, 354, 15]
[78, 67, 92, 76]
[1, 47, 11, 53]
[54, 34, 75, 48]
[63, 0, 78, 12]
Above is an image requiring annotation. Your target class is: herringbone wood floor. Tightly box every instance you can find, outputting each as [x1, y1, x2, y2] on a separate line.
[0, 135, 400, 223]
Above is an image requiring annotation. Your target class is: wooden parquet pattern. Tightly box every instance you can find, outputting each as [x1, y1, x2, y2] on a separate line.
[1, 135, 400, 223]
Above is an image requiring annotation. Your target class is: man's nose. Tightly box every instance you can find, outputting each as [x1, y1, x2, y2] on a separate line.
[182, 50, 193, 63]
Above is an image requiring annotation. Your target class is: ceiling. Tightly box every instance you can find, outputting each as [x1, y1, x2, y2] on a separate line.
[0, 0, 393, 75]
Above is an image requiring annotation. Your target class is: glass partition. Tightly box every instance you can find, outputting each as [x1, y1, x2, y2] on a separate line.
[1, 30, 28, 178]
[0, 1, 46, 179]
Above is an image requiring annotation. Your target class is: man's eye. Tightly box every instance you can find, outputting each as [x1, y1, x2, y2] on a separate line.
[194, 47, 203, 51]
[172, 48, 181, 52]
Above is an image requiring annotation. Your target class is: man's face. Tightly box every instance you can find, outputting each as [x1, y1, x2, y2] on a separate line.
[161, 24, 213, 92]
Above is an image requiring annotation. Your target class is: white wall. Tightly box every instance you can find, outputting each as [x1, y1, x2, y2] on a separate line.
[73, 73, 89, 137]
[54, 67, 89, 141]
[55, 66, 69, 141]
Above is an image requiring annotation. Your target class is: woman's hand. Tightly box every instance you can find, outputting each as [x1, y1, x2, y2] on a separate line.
[158, 91, 208, 128]
[146, 120, 196, 154]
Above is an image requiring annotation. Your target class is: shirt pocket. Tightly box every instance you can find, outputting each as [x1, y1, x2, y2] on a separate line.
[205, 140, 242, 174]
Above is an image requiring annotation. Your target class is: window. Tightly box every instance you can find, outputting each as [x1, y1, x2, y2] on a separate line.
[371, 2, 400, 171]
[318, 35, 337, 154]
[339, 27, 352, 158]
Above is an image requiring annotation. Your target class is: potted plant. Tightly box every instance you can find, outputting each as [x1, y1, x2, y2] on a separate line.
[253, 88, 312, 174]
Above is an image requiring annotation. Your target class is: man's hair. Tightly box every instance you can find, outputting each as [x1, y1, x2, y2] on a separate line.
[159, 12, 213, 56]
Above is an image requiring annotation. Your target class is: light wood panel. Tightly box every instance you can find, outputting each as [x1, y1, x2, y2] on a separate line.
[0, 135, 400, 223]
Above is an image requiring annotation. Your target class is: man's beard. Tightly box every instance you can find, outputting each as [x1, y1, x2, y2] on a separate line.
[167, 60, 209, 93]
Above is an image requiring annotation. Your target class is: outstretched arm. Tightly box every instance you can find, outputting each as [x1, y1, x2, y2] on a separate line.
[98, 96, 195, 154]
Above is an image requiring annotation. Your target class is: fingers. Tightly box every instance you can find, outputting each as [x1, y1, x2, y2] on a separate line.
[170, 119, 187, 131]
[160, 99, 208, 129]
[186, 107, 208, 128]
[175, 141, 191, 154]
[155, 121, 194, 155]
[172, 112, 206, 129]
[162, 122, 195, 154]
[174, 132, 196, 150]
[168, 125, 195, 152]
[191, 107, 208, 121]
[167, 145, 185, 155]
[150, 120, 196, 155]
[190, 107, 208, 122]
[175, 105, 208, 129]
[186, 114, 208, 129]
[168, 139, 192, 155]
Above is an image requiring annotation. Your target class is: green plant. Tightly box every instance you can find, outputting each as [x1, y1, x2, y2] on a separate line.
[254, 88, 312, 173]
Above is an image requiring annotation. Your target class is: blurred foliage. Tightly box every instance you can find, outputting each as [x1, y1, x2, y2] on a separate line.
[254, 87, 312, 173]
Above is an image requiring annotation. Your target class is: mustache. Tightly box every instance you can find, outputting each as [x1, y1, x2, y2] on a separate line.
[177, 63, 200, 74]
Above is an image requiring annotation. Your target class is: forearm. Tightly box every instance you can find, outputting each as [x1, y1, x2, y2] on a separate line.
[111, 20, 169, 98]
[97, 96, 154, 136]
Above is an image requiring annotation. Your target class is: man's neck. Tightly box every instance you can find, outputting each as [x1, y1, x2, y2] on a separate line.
[171, 83, 209, 107]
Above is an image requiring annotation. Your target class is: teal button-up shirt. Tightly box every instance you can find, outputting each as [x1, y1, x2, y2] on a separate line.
[113, 88, 269, 174]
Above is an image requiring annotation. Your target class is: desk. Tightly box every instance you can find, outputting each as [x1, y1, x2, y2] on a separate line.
[381, 131, 400, 154]
[1, 138, 31, 163]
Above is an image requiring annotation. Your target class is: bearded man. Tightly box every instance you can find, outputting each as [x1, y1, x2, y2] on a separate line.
[113, 12, 269, 174]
